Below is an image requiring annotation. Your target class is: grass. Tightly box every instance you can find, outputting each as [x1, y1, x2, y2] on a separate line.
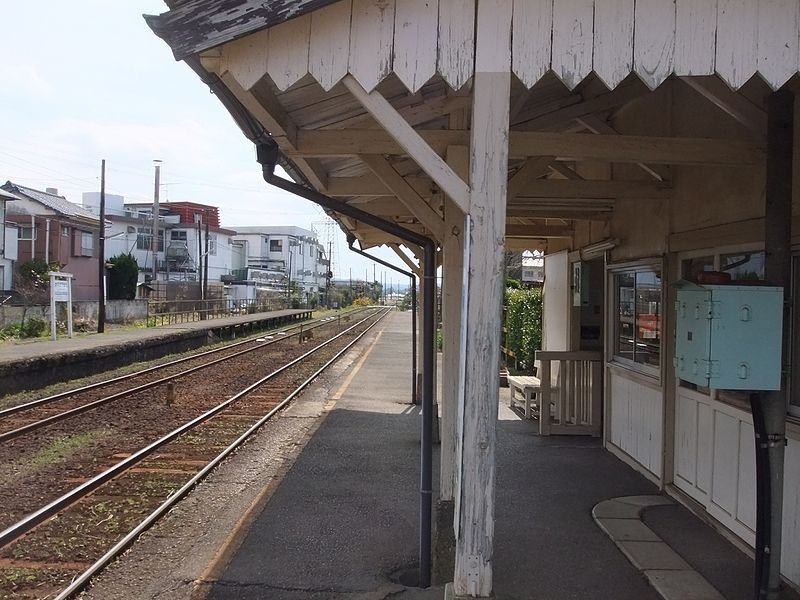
[0, 430, 109, 488]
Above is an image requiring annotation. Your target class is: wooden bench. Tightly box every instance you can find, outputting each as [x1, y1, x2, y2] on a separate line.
[507, 375, 541, 419]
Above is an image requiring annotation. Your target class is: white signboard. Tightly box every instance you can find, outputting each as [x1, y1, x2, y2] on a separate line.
[49, 272, 74, 340]
[53, 279, 70, 302]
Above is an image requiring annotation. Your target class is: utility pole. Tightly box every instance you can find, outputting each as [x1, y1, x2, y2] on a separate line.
[197, 220, 203, 299]
[151, 160, 161, 283]
[203, 220, 210, 307]
[97, 159, 106, 333]
[327, 240, 333, 308]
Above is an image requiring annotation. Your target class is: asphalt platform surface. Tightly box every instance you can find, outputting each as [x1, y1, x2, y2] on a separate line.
[210, 311, 663, 600]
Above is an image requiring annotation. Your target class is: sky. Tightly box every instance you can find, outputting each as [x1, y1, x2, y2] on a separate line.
[0, 1, 411, 288]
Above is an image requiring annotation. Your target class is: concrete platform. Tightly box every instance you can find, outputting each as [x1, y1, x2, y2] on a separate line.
[0, 308, 311, 395]
[77, 311, 780, 599]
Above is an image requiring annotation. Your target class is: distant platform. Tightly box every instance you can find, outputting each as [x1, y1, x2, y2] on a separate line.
[0, 309, 312, 396]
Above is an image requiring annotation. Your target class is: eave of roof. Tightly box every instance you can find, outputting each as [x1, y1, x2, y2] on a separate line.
[145, 0, 340, 61]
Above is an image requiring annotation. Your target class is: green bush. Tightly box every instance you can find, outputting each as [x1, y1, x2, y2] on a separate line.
[0, 317, 48, 340]
[107, 254, 139, 300]
[21, 317, 47, 338]
[505, 287, 543, 373]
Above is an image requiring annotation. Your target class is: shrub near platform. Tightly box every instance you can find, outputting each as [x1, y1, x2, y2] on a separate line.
[505, 287, 542, 373]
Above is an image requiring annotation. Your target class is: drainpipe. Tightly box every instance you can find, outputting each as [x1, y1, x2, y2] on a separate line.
[755, 89, 793, 600]
[44, 219, 50, 264]
[259, 145, 436, 588]
[183, 55, 437, 586]
[347, 235, 418, 406]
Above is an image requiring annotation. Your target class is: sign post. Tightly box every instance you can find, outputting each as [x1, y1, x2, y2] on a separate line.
[49, 272, 74, 340]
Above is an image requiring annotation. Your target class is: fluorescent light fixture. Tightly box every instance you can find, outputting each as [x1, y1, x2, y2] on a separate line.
[580, 238, 618, 259]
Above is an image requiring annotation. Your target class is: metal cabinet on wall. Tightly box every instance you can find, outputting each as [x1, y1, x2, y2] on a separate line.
[674, 283, 783, 391]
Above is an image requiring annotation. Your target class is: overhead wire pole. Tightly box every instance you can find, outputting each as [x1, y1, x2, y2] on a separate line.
[97, 159, 106, 334]
[151, 160, 161, 284]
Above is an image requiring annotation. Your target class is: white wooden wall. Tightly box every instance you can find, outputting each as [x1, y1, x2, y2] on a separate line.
[674, 387, 800, 590]
[783, 436, 800, 588]
[220, 0, 800, 94]
[608, 368, 664, 478]
[674, 388, 756, 544]
[542, 250, 570, 353]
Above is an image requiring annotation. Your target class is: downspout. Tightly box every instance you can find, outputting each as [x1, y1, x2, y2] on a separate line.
[45, 219, 50, 264]
[261, 149, 437, 588]
[346, 235, 418, 407]
[182, 55, 437, 585]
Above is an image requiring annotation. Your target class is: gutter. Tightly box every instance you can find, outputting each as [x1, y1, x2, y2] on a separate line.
[181, 55, 438, 588]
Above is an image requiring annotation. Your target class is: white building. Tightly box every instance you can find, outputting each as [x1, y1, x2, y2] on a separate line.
[232, 226, 329, 303]
[82, 193, 240, 284]
[0, 188, 18, 291]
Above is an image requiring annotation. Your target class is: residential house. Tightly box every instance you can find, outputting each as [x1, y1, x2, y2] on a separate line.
[0, 187, 18, 292]
[3, 182, 99, 300]
[232, 226, 329, 303]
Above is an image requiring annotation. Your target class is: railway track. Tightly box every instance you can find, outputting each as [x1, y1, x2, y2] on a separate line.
[0, 308, 370, 442]
[0, 306, 391, 599]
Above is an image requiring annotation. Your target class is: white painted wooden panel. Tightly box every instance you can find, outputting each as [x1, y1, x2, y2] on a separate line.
[757, 0, 800, 90]
[674, 0, 717, 75]
[607, 369, 663, 478]
[266, 13, 311, 91]
[697, 401, 713, 493]
[634, 0, 676, 89]
[511, 0, 553, 88]
[552, 0, 594, 90]
[716, 0, 759, 89]
[393, 0, 438, 92]
[781, 436, 800, 589]
[349, 0, 396, 92]
[543, 250, 570, 352]
[593, 0, 635, 89]
[309, 0, 353, 91]
[437, 0, 475, 90]
[223, 28, 270, 91]
[736, 421, 756, 532]
[675, 391, 697, 487]
[711, 410, 739, 517]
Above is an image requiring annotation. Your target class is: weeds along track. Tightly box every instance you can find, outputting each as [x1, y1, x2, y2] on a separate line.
[0, 308, 371, 442]
[0, 307, 391, 600]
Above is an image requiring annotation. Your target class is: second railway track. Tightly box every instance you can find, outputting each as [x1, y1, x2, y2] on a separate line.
[0, 307, 371, 442]
[0, 306, 391, 600]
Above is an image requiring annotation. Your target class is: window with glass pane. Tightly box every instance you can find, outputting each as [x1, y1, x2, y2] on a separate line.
[682, 256, 714, 282]
[721, 251, 765, 282]
[614, 269, 661, 369]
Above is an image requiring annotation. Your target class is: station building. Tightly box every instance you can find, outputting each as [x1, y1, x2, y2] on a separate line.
[146, 0, 800, 596]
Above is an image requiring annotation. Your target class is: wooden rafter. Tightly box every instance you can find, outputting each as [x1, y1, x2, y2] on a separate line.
[341, 75, 471, 213]
[575, 114, 669, 182]
[358, 155, 445, 240]
[679, 76, 767, 136]
[290, 129, 764, 165]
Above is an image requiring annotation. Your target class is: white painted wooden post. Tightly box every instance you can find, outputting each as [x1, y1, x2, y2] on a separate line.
[441, 147, 468, 502]
[452, 1, 512, 596]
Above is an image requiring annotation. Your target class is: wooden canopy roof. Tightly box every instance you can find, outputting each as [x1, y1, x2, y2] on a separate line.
[146, 0, 785, 251]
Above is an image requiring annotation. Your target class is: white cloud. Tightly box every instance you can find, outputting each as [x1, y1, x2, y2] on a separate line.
[0, 64, 52, 96]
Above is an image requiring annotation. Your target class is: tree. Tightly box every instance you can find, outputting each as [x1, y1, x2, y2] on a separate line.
[13, 258, 58, 329]
[107, 254, 139, 300]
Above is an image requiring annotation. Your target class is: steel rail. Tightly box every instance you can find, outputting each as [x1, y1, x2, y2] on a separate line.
[0, 309, 373, 442]
[0, 308, 389, 550]
[0, 308, 366, 420]
[52, 307, 391, 600]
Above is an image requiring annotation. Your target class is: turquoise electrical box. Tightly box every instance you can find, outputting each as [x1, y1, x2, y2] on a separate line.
[674, 283, 783, 390]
